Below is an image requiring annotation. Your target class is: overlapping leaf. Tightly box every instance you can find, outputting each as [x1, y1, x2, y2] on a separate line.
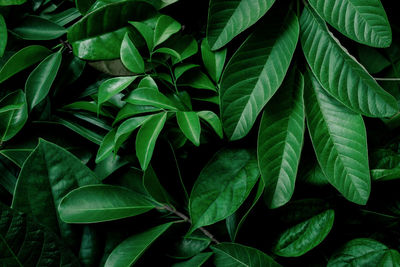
[176, 111, 201, 146]
[0, 90, 28, 142]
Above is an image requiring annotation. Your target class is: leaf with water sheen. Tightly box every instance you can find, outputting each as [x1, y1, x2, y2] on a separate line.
[126, 88, 178, 110]
[154, 15, 181, 48]
[98, 76, 136, 109]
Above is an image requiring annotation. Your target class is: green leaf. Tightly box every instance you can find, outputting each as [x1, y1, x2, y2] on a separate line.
[12, 140, 99, 243]
[176, 111, 201, 146]
[189, 148, 259, 231]
[0, 0, 26, 5]
[121, 32, 145, 73]
[308, 0, 392, 48]
[143, 165, 171, 204]
[96, 128, 116, 163]
[114, 115, 151, 154]
[75, 0, 96, 14]
[25, 51, 62, 110]
[64, 101, 112, 118]
[154, 15, 181, 48]
[178, 70, 216, 91]
[220, 10, 299, 140]
[153, 47, 182, 62]
[211, 243, 281, 267]
[0, 45, 51, 83]
[105, 222, 173, 266]
[59, 184, 155, 223]
[114, 103, 161, 124]
[273, 209, 335, 257]
[138, 76, 158, 89]
[358, 45, 391, 74]
[12, 15, 66, 40]
[167, 35, 198, 65]
[257, 68, 305, 209]
[197, 110, 223, 139]
[98, 76, 136, 109]
[0, 14, 7, 57]
[174, 64, 200, 80]
[129, 21, 154, 52]
[305, 72, 371, 205]
[126, 88, 178, 110]
[172, 253, 213, 267]
[300, 6, 398, 118]
[0, 90, 28, 142]
[207, 0, 276, 50]
[136, 112, 167, 170]
[201, 39, 226, 83]
[328, 238, 400, 266]
[0, 156, 17, 194]
[169, 232, 211, 259]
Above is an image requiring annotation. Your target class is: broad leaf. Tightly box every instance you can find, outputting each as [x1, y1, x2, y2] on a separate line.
[220, 10, 299, 140]
[201, 39, 226, 83]
[308, 0, 392, 48]
[129, 21, 154, 52]
[105, 222, 173, 266]
[12, 15, 66, 40]
[25, 51, 62, 110]
[0, 14, 6, 57]
[207, 0, 276, 50]
[305, 72, 371, 205]
[96, 128, 116, 163]
[126, 88, 178, 110]
[120, 32, 145, 73]
[211, 243, 281, 267]
[197, 110, 223, 139]
[176, 111, 201, 146]
[274, 209, 335, 257]
[172, 253, 213, 267]
[189, 148, 259, 231]
[0, 90, 28, 142]
[300, 6, 398, 118]
[154, 15, 181, 48]
[59, 184, 155, 223]
[98, 76, 136, 108]
[257, 68, 305, 209]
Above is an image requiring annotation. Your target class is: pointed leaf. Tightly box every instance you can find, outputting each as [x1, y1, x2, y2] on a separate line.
[0, 90, 28, 142]
[126, 88, 178, 110]
[121, 32, 145, 73]
[168, 35, 198, 65]
[178, 70, 216, 91]
[172, 253, 213, 267]
[114, 103, 160, 125]
[138, 76, 158, 89]
[154, 15, 181, 47]
[114, 115, 151, 154]
[0, 14, 7, 57]
[129, 21, 154, 52]
[176, 111, 201, 146]
[201, 39, 227, 83]
[197, 110, 223, 139]
[98, 76, 136, 108]
[175, 64, 200, 80]
[96, 129, 116, 163]
[12, 15, 66, 40]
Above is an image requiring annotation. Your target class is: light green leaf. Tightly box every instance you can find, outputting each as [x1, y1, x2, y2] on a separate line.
[0, 45, 51, 83]
[197, 110, 223, 139]
[220, 10, 299, 140]
[201, 39, 226, 83]
[153, 47, 182, 62]
[138, 75, 158, 89]
[96, 129, 116, 163]
[0, 14, 7, 57]
[12, 15, 66, 40]
[172, 253, 213, 267]
[178, 70, 216, 91]
[300, 6, 398, 118]
[136, 112, 167, 170]
[154, 15, 181, 47]
[121, 32, 145, 73]
[25, 51, 62, 110]
[328, 238, 400, 267]
[126, 88, 178, 110]
[305, 71, 371, 205]
[189, 148, 259, 231]
[212, 243, 281, 267]
[207, 0, 276, 50]
[114, 115, 151, 154]
[59, 184, 154, 223]
[257, 68, 305, 209]
[98, 76, 136, 109]
[308, 0, 392, 48]
[274, 209, 335, 257]
[0, 0, 26, 5]
[105, 222, 173, 266]
[0, 90, 28, 142]
[75, 0, 96, 14]
[176, 111, 201, 146]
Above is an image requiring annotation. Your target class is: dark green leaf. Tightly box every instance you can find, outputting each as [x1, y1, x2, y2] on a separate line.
[176, 111, 201, 146]
[121, 32, 145, 73]
[0, 0, 26, 5]
[201, 38, 226, 83]
[172, 253, 213, 267]
[126, 88, 178, 110]
[0, 90, 28, 142]
[154, 15, 181, 48]
[143, 165, 171, 204]
[12, 15, 66, 40]
[178, 70, 216, 91]
[197, 110, 223, 139]
[0, 14, 6, 57]
[96, 129, 116, 163]
[98, 76, 136, 108]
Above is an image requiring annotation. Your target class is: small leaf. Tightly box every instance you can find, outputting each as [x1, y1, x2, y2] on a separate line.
[12, 15, 66, 40]
[174, 64, 200, 80]
[172, 252, 213, 267]
[59, 184, 155, 223]
[95, 129, 116, 163]
[126, 88, 178, 110]
[176, 111, 201, 146]
[114, 115, 151, 154]
[167, 35, 198, 65]
[98, 76, 137, 109]
[178, 70, 216, 91]
[129, 21, 154, 52]
[153, 47, 182, 62]
[197, 110, 223, 139]
[0, 14, 7, 57]
[201, 39, 227, 83]
[120, 32, 145, 73]
[154, 15, 181, 47]
[0, 90, 28, 142]
[138, 76, 158, 89]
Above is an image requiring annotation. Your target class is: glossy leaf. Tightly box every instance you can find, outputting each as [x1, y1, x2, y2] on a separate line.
[0, 0, 26, 5]
[114, 104, 159, 124]
[169, 232, 211, 259]
[212, 243, 281, 267]
[136, 112, 167, 170]
[105, 222, 173, 266]
[75, 0, 96, 14]
[25, 51, 62, 110]
[305, 72, 371, 205]
[0, 90, 28, 142]
[300, 6, 398, 118]
[220, 10, 299, 140]
[178, 70, 216, 91]
[172, 253, 213, 267]
[129, 21, 154, 52]
[0, 14, 6, 57]
[12, 15, 66, 40]
[59, 184, 155, 223]
[153, 47, 182, 62]
[98, 76, 136, 108]
[154, 15, 181, 48]
[138, 76, 158, 89]
[308, 0, 392, 48]
[0, 45, 51, 83]
[168, 35, 198, 65]
[189, 148, 259, 231]
[207, 0, 276, 50]
[257, 68, 305, 209]
[120, 32, 145, 73]
[274, 209, 335, 257]
[176, 111, 201, 146]
[96, 129, 116, 163]
[197, 110, 223, 139]
[114, 115, 151, 154]
[201, 38, 227, 83]
[126, 88, 178, 110]
[175, 64, 200, 80]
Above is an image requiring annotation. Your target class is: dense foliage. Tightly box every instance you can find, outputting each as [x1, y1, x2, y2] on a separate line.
[1, 0, 400, 266]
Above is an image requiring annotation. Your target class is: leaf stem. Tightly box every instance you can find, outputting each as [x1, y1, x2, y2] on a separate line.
[374, 78, 400, 81]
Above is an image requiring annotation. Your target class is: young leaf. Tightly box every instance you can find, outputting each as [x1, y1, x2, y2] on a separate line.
[197, 110, 223, 139]
[96, 128, 116, 163]
[136, 112, 167, 170]
[172, 252, 213, 267]
[308, 0, 392, 48]
[0, 14, 7, 57]
[201, 39, 227, 83]
[305, 72, 371, 205]
[120, 32, 145, 73]
[257, 68, 305, 209]
[25, 51, 62, 110]
[211, 243, 281, 267]
[126, 88, 178, 110]
[154, 15, 181, 48]
[12, 15, 66, 40]
[220, 10, 299, 140]
[105, 222, 173, 267]
[274, 209, 335, 257]
[98, 76, 137, 109]
[207, 0, 276, 50]
[300, 6, 398, 118]
[58, 184, 155, 223]
[176, 111, 201, 146]
[0, 90, 28, 142]
[189, 148, 259, 231]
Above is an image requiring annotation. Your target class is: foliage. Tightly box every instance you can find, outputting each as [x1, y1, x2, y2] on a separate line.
[1, 0, 400, 266]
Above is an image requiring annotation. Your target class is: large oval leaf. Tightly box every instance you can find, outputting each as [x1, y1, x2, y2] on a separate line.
[300, 6, 398, 118]
[189, 148, 259, 231]
[257, 68, 305, 209]
[273, 209, 335, 257]
[12, 15, 66, 40]
[206, 0, 276, 50]
[0, 90, 28, 142]
[59, 184, 155, 223]
[305, 72, 371, 205]
[308, 0, 392, 48]
[220, 10, 299, 140]
[211, 243, 281, 267]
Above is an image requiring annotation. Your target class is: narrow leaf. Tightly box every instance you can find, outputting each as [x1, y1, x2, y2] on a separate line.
[120, 32, 145, 73]
[197, 110, 223, 139]
[201, 39, 226, 83]
[0, 90, 28, 142]
[98, 76, 136, 108]
[126, 88, 178, 110]
[96, 129, 116, 163]
[114, 115, 151, 154]
[12, 15, 66, 40]
[0, 14, 7, 57]
[176, 111, 201, 146]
